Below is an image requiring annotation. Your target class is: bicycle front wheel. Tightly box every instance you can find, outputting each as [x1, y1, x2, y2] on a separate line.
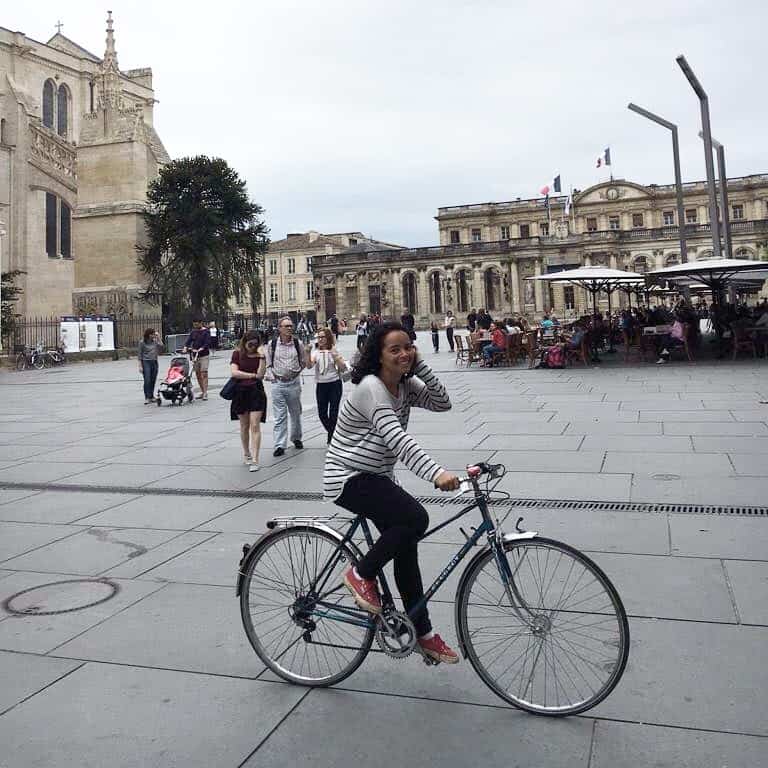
[32, 353, 45, 370]
[457, 537, 629, 716]
[240, 525, 374, 687]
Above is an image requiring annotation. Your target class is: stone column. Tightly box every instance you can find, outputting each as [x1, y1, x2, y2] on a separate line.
[472, 264, 483, 311]
[509, 260, 521, 314]
[389, 269, 399, 321]
[417, 268, 429, 327]
[358, 271, 368, 317]
[533, 259, 544, 316]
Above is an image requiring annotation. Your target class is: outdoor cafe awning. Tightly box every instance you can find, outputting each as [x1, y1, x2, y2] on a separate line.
[527, 265, 644, 292]
[646, 258, 768, 288]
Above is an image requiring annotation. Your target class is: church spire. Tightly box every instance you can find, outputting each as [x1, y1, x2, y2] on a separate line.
[98, 10, 124, 114]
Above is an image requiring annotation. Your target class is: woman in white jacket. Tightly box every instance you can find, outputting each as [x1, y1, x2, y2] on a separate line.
[307, 327, 348, 444]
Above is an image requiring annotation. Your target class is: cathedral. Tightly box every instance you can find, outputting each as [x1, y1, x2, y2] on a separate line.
[0, 12, 169, 318]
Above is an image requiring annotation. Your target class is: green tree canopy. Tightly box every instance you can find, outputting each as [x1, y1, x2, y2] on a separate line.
[1, 270, 24, 347]
[138, 156, 269, 318]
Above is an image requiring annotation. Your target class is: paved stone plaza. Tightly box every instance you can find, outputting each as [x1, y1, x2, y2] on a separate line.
[0, 333, 767, 767]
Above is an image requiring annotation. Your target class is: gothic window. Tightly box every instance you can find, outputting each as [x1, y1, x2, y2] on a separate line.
[89, 80, 95, 113]
[45, 193, 57, 256]
[0, 118, 6, 144]
[57, 84, 69, 137]
[43, 80, 55, 129]
[429, 272, 443, 314]
[60, 202, 72, 258]
[456, 269, 470, 313]
[402, 273, 418, 314]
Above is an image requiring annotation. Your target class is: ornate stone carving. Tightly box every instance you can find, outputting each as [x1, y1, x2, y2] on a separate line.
[367, 271, 381, 285]
[322, 274, 336, 287]
[29, 122, 77, 181]
[345, 272, 357, 288]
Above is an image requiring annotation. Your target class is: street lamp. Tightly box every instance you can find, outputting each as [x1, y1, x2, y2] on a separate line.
[676, 55, 722, 260]
[627, 103, 688, 263]
[0, 221, 6, 352]
[698, 131, 732, 259]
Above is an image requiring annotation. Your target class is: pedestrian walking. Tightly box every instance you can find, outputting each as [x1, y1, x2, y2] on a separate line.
[208, 321, 219, 357]
[308, 327, 348, 444]
[355, 313, 369, 350]
[230, 330, 267, 471]
[138, 328, 162, 404]
[329, 314, 339, 339]
[467, 308, 477, 332]
[401, 308, 416, 341]
[182, 319, 211, 400]
[444, 310, 455, 351]
[430, 321, 440, 353]
[265, 316, 308, 457]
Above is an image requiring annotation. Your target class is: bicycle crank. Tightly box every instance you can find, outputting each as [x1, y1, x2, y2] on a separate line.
[375, 610, 416, 659]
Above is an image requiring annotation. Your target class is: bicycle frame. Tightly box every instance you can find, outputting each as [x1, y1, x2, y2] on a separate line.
[290, 478, 536, 633]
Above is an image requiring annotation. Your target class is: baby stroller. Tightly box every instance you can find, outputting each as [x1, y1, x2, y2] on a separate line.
[156, 353, 195, 406]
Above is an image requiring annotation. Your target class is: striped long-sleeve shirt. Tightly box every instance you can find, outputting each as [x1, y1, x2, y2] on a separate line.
[323, 360, 451, 501]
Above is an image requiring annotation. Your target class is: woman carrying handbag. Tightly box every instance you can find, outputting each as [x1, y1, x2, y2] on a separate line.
[307, 327, 348, 444]
[229, 330, 267, 471]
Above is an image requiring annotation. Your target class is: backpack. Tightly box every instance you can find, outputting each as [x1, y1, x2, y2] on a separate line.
[269, 337, 303, 370]
[544, 345, 565, 369]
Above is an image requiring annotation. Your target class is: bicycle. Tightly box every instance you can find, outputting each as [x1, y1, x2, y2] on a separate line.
[15, 344, 45, 371]
[237, 462, 630, 716]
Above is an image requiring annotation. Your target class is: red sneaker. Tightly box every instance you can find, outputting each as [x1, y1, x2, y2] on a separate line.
[343, 566, 381, 614]
[418, 633, 459, 664]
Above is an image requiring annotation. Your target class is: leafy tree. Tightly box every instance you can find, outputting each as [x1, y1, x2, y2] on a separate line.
[1, 270, 24, 347]
[138, 156, 269, 318]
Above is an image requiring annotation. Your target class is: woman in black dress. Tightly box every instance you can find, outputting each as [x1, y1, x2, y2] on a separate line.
[230, 330, 267, 471]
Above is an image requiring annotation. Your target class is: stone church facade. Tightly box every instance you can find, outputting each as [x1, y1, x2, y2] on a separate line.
[0, 13, 169, 319]
[314, 175, 768, 327]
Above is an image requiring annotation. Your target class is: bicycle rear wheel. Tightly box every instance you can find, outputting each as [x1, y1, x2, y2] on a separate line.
[15, 353, 27, 371]
[456, 537, 629, 716]
[240, 525, 374, 687]
[32, 352, 45, 370]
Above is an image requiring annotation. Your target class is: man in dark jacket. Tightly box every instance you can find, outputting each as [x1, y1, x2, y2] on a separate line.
[467, 309, 477, 332]
[182, 319, 211, 400]
[401, 308, 416, 340]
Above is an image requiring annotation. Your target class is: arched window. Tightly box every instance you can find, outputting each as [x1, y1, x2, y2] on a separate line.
[429, 272, 443, 314]
[57, 84, 69, 138]
[42, 80, 55, 129]
[735, 247, 753, 259]
[665, 253, 679, 267]
[456, 269, 470, 313]
[633, 255, 649, 273]
[402, 273, 418, 315]
[484, 267, 501, 311]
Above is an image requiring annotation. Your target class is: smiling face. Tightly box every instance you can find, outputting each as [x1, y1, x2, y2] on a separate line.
[379, 330, 414, 379]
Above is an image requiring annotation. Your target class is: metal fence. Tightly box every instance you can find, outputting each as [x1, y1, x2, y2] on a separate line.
[10, 314, 162, 353]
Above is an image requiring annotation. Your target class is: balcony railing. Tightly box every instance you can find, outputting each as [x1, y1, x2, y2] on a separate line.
[317, 220, 768, 269]
[28, 121, 77, 185]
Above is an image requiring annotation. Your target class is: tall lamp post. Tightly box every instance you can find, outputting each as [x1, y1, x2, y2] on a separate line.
[676, 55, 722, 260]
[0, 221, 6, 352]
[698, 131, 733, 259]
[627, 103, 688, 263]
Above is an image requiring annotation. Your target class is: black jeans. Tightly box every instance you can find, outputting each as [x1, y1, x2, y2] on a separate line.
[316, 380, 343, 439]
[336, 473, 431, 635]
[431, 331, 439, 352]
[141, 359, 158, 400]
[446, 326, 454, 351]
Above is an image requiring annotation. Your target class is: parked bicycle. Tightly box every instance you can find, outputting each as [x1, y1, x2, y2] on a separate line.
[15, 344, 44, 370]
[237, 462, 629, 716]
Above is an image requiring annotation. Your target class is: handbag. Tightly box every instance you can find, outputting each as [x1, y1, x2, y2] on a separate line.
[219, 377, 238, 400]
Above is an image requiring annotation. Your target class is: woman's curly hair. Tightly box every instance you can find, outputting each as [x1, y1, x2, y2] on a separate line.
[350, 321, 407, 384]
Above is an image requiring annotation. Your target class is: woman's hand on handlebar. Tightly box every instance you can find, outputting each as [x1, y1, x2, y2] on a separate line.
[434, 470, 460, 492]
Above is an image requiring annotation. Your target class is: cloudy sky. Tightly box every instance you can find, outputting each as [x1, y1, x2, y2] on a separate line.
[8, 0, 767, 246]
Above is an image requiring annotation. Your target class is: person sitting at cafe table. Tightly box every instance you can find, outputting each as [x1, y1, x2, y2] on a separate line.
[482, 322, 507, 367]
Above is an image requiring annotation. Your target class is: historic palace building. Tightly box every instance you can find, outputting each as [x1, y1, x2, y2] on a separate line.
[0, 13, 169, 318]
[314, 175, 768, 327]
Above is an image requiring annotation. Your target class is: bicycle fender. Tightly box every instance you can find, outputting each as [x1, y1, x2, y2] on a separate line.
[235, 522, 366, 597]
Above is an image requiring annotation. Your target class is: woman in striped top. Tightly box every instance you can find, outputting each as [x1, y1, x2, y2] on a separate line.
[324, 322, 461, 664]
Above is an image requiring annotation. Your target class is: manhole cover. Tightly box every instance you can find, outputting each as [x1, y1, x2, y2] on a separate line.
[2, 578, 120, 616]
[652, 473, 681, 481]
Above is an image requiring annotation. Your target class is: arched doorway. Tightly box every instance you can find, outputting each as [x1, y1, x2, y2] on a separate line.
[455, 270, 470, 313]
[402, 272, 418, 315]
[484, 268, 501, 312]
[429, 272, 443, 314]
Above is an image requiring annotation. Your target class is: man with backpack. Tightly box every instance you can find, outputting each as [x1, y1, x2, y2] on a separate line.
[265, 316, 308, 457]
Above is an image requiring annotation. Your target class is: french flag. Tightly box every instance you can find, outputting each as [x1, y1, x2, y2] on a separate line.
[596, 148, 611, 168]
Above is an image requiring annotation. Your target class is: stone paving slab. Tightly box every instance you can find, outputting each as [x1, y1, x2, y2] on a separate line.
[0, 445, 50, 462]
[724, 453, 768, 474]
[591, 720, 768, 768]
[664, 421, 768, 436]
[0, 491, 140, 524]
[0, 663, 305, 768]
[147, 462, 291, 492]
[602, 451, 733, 476]
[29, 445, 137, 464]
[580, 435, 693, 453]
[2, 462, 98, 484]
[723, 560, 768, 625]
[485, 449, 605, 472]
[54, 583, 266, 678]
[564, 421, 663, 435]
[1, 527, 198, 576]
[474, 434, 584, 451]
[0, 489, 41, 506]
[0, 650, 83, 715]
[0, 572, 164, 654]
[0, 522, 82, 563]
[592, 618, 768, 735]
[55, 463, 187, 489]
[670, 516, 768, 560]
[245, 687, 593, 768]
[631, 473, 768, 506]
[78, 494, 248, 530]
[693, 436, 768, 453]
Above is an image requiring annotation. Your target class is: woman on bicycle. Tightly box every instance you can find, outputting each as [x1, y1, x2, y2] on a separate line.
[324, 321, 461, 664]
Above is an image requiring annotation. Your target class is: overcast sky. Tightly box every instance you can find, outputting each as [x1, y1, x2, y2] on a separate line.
[8, 0, 767, 246]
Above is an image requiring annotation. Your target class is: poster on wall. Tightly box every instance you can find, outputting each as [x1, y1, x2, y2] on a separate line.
[60, 316, 115, 352]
